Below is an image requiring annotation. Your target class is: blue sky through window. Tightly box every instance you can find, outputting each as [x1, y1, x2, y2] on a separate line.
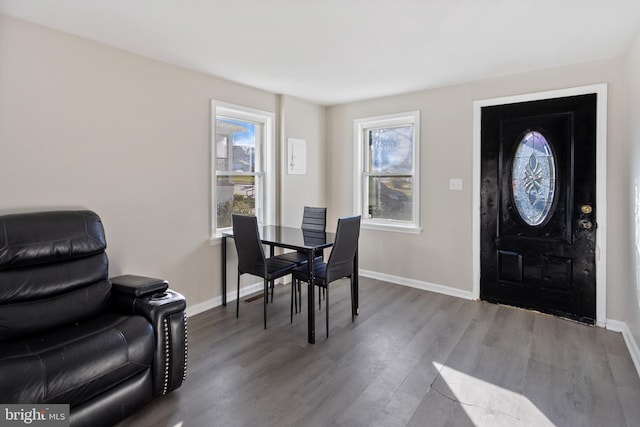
[219, 118, 255, 147]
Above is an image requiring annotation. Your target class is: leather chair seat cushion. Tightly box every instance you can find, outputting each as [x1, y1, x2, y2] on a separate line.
[0, 312, 154, 406]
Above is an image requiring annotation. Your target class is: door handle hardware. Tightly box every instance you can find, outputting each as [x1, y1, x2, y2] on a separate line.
[580, 205, 593, 214]
[581, 220, 593, 230]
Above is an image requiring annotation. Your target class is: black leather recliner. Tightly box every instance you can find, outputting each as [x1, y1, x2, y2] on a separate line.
[0, 210, 187, 426]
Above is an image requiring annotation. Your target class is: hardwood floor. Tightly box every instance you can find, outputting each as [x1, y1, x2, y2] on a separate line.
[117, 277, 640, 427]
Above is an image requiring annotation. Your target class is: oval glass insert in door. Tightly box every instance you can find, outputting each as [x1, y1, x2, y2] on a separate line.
[511, 131, 557, 226]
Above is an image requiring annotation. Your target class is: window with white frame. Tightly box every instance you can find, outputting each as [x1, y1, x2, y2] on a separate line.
[355, 111, 420, 233]
[211, 101, 275, 237]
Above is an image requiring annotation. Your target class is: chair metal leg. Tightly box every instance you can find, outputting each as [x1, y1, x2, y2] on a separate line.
[269, 280, 275, 303]
[263, 279, 268, 329]
[290, 279, 295, 323]
[236, 273, 241, 318]
[293, 279, 298, 314]
[325, 286, 329, 337]
[350, 276, 355, 322]
[318, 287, 322, 310]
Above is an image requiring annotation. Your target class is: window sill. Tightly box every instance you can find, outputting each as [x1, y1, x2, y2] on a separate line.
[361, 222, 423, 234]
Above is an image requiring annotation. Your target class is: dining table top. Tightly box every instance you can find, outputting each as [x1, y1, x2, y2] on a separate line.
[223, 224, 335, 252]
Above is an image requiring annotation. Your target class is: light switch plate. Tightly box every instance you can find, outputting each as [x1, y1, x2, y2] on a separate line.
[450, 178, 463, 191]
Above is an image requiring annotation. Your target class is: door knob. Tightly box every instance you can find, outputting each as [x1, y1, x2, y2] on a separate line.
[581, 205, 593, 214]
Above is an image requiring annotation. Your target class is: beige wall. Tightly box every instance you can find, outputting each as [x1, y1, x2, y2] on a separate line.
[626, 27, 640, 344]
[280, 95, 326, 227]
[0, 14, 285, 308]
[327, 59, 628, 321]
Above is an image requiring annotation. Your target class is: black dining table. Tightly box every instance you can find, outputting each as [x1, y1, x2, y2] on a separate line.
[221, 225, 358, 344]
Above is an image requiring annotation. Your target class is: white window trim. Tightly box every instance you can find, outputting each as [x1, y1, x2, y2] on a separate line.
[210, 100, 275, 244]
[354, 111, 421, 234]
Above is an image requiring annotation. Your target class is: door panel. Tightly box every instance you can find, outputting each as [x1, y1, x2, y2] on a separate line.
[480, 94, 597, 323]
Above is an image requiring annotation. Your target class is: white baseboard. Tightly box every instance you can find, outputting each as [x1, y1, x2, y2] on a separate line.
[185, 281, 263, 317]
[358, 269, 475, 301]
[606, 318, 640, 378]
[606, 318, 627, 333]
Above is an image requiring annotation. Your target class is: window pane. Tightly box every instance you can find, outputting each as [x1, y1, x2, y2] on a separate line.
[216, 176, 256, 228]
[368, 177, 413, 221]
[215, 118, 260, 173]
[512, 131, 556, 226]
[368, 126, 413, 174]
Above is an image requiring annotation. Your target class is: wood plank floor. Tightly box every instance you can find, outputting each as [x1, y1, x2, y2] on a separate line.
[117, 277, 640, 427]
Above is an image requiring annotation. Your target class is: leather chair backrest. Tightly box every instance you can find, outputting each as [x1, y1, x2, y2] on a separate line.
[301, 206, 327, 231]
[326, 215, 361, 283]
[232, 214, 266, 276]
[0, 210, 111, 341]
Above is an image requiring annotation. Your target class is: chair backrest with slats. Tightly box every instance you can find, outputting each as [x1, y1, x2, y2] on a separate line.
[326, 215, 361, 283]
[232, 214, 266, 275]
[301, 206, 327, 231]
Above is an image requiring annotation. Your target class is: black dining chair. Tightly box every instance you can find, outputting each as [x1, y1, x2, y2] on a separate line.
[273, 206, 327, 265]
[291, 215, 361, 336]
[232, 214, 298, 329]
[272, 206, 327, 313]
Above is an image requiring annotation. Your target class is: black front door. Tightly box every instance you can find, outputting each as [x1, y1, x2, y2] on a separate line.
[480, 94, 597, 323]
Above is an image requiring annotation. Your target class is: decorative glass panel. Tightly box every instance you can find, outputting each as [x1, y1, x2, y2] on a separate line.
[512, 131, 556, 226]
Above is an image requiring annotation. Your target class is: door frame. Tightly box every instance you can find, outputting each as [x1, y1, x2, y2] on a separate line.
[472, 84, 608, 326]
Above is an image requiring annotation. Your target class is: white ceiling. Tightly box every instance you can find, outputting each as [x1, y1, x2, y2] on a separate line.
[2, 0, 640, 106]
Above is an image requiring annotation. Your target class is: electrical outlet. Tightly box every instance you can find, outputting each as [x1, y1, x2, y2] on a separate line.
[450, 178, 463, 191]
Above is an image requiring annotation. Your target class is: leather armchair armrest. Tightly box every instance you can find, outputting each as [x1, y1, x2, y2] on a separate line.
[111, 275, 188, 396]
[110, 274, 168, 297]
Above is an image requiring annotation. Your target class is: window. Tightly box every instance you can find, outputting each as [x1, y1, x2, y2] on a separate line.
[354, 111, 420, 233]
[211, 101, 275, 238]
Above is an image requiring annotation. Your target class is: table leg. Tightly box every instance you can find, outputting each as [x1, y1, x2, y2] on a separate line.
[269, 245, 275, 303]
[307, 249, 315, 344]
[354, 247, 359, 314]
[221, 236, 227, 306]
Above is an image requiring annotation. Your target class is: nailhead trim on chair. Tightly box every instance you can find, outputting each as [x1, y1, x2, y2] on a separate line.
[162, 318, 170, 394]
[182, 312, 188, 385]
[160, 313, 189, 394]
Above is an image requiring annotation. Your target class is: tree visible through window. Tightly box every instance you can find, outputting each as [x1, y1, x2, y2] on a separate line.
[355, 111, 420, 232]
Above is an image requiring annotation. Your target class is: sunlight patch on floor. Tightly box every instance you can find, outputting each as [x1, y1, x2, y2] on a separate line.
[432, 362, 554, 426]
